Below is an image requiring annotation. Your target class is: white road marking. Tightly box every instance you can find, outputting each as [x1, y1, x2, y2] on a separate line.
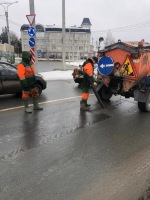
[0, 94, 94, 112]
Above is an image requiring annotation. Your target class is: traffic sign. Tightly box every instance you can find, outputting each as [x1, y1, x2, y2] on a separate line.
[28, 27, 36, 37]
[98, 56, 114, 75]
[30, 47, 35, 64]
[26, 14, 36, 26]
[120, 57, 134, 76]
[29, 37, 35, 47]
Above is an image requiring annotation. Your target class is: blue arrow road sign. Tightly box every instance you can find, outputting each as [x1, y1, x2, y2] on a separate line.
[98, 56, 114, 75]
[28, 27, 36, 37]
[29, 37, 35, 47]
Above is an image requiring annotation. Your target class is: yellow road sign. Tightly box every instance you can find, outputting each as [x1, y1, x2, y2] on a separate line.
[120, 58, 134, 76]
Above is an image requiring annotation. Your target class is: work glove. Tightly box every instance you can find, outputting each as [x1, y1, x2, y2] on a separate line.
[23, 84, 30, 91]
[93, 82, 97, 87]
[31, 88, 39, 96]
[78, 69, 83, 74]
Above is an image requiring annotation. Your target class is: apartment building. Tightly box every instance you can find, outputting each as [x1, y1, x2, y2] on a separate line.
[20, 18, 94, 60]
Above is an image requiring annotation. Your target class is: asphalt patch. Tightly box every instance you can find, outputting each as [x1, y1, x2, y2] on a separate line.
[78, 112, 111, 129]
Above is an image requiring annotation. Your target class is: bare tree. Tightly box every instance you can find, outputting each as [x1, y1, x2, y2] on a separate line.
[105, 30, 115, 46]
[0, 28, 22, 54]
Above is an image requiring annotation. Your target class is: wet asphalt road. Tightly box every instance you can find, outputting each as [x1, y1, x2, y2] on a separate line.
[0, 61, 150, 200]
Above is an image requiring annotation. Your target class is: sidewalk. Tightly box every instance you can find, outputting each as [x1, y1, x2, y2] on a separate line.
[40, 60, 83, 80]
[40, 70, 73, 80]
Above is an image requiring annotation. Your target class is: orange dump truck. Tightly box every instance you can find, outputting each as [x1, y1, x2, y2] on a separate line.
[97, 41, 150, 112]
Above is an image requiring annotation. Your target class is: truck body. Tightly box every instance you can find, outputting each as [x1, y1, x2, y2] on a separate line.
[97, 41, 150, 112]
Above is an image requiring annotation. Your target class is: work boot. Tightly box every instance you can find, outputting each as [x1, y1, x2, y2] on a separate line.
[85, 100, 91, 107]
[23, 98, 32, 113]
[86, 104, 91, 107]
[33, 97, 43, 110]
[80, 100, 90, 111]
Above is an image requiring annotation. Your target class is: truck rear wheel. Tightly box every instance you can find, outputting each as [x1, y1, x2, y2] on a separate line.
[138, 94, 150, 112]
[97, 85, 112, 101]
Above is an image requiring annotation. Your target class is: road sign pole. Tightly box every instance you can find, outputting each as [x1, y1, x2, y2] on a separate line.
[29, 0, 38, 73]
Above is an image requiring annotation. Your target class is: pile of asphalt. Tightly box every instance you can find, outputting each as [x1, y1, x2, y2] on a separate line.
[138, 187, 150, 200]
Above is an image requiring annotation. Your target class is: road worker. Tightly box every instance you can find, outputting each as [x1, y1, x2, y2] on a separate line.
[80, 57, 98, 111]
[17, 51, 43, 113]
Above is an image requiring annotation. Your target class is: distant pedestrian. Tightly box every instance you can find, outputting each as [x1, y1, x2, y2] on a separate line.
[17, 51, 43, 113]
[80, 56, 98, 111]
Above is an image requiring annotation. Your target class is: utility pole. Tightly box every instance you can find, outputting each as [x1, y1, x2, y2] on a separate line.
[78, 36, 80, 61]
[29, 0, 38, 73]
[62, 0, 66, 70]
[5, 10, 10, 45]
[69, 28, 71, 63]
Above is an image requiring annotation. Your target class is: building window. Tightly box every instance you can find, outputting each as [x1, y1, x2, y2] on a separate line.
[24, 45, 28, 49]
[57, 33, 62, 37]
[41, 45, 46, 49]
[65, 40, 69, 44]
[56, 39, 61, 43]
[50, 33, 55, 36]
[79, 46, 83, 50]
[52, 46, 56, 50]
[36, 25, 44, 32]
[23, 39, 28, 43]
[73, 46, 78, 50]
[57, 46, 62, 51]
[23, 31, 28, 35]
[74, 40, 78, 44]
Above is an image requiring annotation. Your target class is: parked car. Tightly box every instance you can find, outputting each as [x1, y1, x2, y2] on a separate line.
[0, 61, 47, 96]
[49, 55, 55, 59]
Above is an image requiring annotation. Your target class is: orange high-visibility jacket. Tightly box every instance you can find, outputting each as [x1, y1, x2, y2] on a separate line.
[17, 64, 35, 80]
[17, 51, 36, 89]
[83, 62, 93, 75]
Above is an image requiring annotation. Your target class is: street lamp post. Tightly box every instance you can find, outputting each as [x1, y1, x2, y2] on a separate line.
[62, 0, 66, 70]
[0, 1, 18, 47]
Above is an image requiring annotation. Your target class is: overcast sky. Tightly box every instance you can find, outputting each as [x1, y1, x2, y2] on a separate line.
[0, 0, 150, 44]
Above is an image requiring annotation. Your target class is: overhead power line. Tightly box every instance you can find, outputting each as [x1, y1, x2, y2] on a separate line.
[93, 21, 150, 33]
[0, 15, 21, 27]
[0, 16, 150, 37]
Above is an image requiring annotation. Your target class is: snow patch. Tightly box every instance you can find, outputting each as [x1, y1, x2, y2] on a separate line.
[40, 70, 73, 80]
